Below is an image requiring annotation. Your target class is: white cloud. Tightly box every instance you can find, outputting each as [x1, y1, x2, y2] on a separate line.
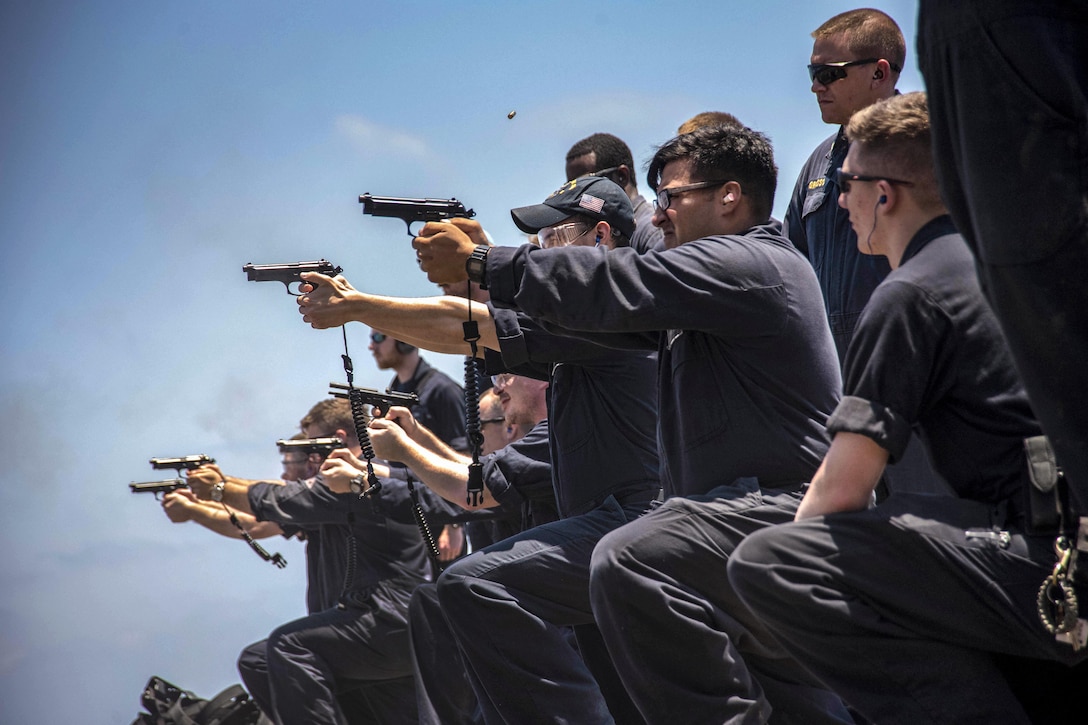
[334, 114, 430, 160]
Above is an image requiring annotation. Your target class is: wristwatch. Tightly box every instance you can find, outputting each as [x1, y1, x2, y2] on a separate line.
[465, 245, 490, 289]
[349, 474, 367, 496]
[211, 481, 225, 502]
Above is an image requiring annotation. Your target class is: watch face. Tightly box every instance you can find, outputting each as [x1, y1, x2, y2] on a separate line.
[350, 475, 364, 495]
[467, 245, 489, 285]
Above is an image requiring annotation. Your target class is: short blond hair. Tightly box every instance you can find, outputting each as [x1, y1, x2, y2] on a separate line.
[814, 8, 905, 74]
[845, 92, 943, 210]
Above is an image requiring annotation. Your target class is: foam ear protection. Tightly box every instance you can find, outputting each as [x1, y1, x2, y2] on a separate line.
[724, 193, 736, 203]
[879, 195, 888, 204]
[874, 69, 884, 80]
[395, 340, 417, 354]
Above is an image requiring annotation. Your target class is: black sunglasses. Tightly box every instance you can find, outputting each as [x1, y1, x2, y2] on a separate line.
[833, 169, 914, 193]
[369, 332, 387, 343]
[807, 58, 900, 86]
[654, 179, 731, 211]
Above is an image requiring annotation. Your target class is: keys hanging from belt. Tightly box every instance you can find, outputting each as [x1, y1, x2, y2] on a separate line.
[1037, 535, 1080, 645]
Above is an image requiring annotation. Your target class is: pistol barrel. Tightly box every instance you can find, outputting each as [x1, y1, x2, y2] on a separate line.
[327, 382, 418, 416]
[129, 478, 188, 494]
[149, 454, 215, 471]
[276, 437, 345, 455]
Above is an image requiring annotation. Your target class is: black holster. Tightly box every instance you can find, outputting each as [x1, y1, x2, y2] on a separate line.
[1024, 435, 1064, 533]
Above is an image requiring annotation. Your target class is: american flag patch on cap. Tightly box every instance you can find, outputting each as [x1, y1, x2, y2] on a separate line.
[579, 194, 605, 213]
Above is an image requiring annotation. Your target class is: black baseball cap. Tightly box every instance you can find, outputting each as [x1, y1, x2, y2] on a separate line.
[510, 176, 636, 239]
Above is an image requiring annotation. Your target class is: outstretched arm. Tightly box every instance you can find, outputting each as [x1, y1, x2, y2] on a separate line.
[162, 489, 284, 539]
[297, 274, 498, 356]
[186, 464, 267, 515]
[384, 406, 469, 463]
[366, 418, 497, 510]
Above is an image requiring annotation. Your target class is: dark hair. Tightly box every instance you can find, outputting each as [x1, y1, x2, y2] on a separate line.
[646, 124, 778, 221]
[813, 9, 905, 74]
[566, 133, 635, 174]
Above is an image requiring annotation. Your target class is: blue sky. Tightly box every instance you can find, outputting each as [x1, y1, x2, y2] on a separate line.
[0, 1, 921, 721]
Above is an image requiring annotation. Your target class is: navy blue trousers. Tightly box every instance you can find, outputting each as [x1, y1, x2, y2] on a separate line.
[409, 583, 480, 725]
[589, 482, 852, 725]
[437, 495, 649, 725]
[237, 599, 417, 725]
[729, 493, 1088, 724]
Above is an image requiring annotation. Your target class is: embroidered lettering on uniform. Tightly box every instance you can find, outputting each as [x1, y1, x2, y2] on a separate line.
[548, 179, 579, 199]
[807, 178, 827, 191]
[666, 329, 684, 350]
[579, 194, 605, 213]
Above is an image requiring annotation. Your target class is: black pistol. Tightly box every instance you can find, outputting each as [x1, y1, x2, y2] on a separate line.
[243, 259, 343, 296]
[129, 479, 189, 498]
[150, 454, 216, 472]
[276, 437, 345, 457]
[328, 382, 419, 417]
[129, 455, 215, 499]
[359, 194, 476, 236]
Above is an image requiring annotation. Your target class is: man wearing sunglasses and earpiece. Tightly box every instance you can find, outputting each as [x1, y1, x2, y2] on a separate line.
[785, 8, 904, 365]
[787, 9, 945, 501]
